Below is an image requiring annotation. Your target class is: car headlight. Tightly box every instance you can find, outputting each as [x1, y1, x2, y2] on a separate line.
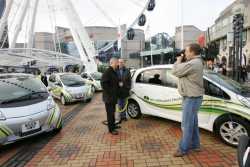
[238, 95, 250, 108]
[0, 111, 6, 121]
[47, 97, 56, 110]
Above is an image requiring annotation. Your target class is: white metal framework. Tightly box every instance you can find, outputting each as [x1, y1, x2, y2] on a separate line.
[0, 0, 97, 72]
[0, 0, 151, 72]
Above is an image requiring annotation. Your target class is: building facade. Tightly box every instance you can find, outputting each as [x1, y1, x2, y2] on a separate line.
[34, 32, 55, 51]
[140, 33, 174, 67]
[55, 25, 145, 68]
[175, 25, 203, 50]
[206, 0, 250, 67]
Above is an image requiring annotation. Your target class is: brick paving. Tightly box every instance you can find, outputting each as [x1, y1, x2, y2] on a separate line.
[2, 93, 238, 167]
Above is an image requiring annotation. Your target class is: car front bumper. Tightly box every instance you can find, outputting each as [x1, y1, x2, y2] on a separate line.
[0, 106, 62, 145]
[67, 90, 94, 103]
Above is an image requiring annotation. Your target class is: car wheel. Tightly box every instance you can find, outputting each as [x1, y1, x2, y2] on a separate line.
[54, 122, 63, 133]
[60, 95, 67, 105]
[127, 100, 141, 119]
[215, 115, 250, 147]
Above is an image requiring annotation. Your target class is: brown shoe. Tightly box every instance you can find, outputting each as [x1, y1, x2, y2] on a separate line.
[173, 150, 186, 157]
[193, 148, 202, 152]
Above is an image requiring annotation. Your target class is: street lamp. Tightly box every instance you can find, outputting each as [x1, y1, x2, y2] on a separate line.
[232, 13, 244, 82]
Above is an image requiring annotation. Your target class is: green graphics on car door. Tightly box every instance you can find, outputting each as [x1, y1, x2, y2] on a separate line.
[133, 93, 250, 120]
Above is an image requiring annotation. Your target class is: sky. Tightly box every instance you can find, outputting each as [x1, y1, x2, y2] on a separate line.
[7, 0, 235, 42]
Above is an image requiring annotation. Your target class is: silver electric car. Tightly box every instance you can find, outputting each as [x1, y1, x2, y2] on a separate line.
[0, 73, 62, 145]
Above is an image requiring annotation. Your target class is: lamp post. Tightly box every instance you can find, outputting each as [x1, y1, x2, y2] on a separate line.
[180, 0, 184, 50]
[233, 13, 244, 82]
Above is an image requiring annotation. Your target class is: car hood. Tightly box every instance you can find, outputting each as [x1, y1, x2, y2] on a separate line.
[0, 99, 49, 119]
[65, 85, 90, 94]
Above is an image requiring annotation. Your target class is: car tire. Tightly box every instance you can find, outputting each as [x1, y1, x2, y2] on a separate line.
[214, 115, 250, 147]
[53, 121, 63, 133]
[54, 122, 62, 133]
[127, 100, 142, 119]
[60, 95, 67, 105]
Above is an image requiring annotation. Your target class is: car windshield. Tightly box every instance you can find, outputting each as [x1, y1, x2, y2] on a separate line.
[60, 74, 85, 86]
[0, 75, 48, 103]
[90, 72, 102, 80]
[204, 71, 250, 96]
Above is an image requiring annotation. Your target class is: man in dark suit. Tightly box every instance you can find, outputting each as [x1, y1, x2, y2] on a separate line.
[101, 57, 120, 135]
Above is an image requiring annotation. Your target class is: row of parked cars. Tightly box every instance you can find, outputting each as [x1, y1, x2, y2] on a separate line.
[47, 72, 102, 105]
[0, 71, 103, 145]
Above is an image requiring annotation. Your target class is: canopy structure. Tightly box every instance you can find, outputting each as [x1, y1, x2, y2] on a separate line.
[0, 48, 82, 68]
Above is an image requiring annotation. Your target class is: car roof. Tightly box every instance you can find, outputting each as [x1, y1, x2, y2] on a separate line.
[54, 73, 78, 76]
[0, 73, 34, 78]
[135, 64, 173, 73]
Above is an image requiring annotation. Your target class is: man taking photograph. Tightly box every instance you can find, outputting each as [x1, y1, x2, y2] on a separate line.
[172, 43, 204, 157]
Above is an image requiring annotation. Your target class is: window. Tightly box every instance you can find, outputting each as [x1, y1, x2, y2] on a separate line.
[0, 76, 48, 102]
[164, 69, 178, 88]
[136, 68, 178, 88]
[136, 69, 165, 86]
[204, 79, 230, 100]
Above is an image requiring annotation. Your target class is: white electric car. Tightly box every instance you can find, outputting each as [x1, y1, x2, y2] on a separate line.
[0, 73, 62, 145]
[48, 73, 94, 105]
[127, 65, 250, 146]
[81, 72, 103, 91]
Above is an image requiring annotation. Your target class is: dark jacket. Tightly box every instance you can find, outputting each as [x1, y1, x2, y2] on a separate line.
[41, 75, 48, 87]
[117, 67, 131, 99]
[101, 66, 119, 103]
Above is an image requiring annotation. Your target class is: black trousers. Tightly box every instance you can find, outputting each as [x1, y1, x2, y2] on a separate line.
[105, 103, 116, 132]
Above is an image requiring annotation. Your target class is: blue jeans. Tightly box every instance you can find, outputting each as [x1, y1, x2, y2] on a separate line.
[118, 99, 126, 120]
[179, 96, 203, 154]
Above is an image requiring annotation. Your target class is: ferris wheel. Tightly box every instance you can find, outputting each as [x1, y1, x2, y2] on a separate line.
[0, 0, 156, 72]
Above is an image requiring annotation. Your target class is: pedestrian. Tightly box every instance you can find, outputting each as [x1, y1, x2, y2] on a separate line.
[117, 58, 131, 124]
[213, 63, 220, 73]
[41, 72, 48, 87]
[172, 43, 204, 157]
[222, 64, 227, 76]
[207, 60, 214, 71]
[241, 65, 247, 82]
[101, 57, 120, 135]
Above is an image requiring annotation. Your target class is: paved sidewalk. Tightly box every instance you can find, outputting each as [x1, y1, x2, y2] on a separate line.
[23, 94, 237, 167]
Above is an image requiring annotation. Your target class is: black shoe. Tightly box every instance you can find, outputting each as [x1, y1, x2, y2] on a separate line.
[110, 130, 119, 135]
[122, 118, 128, 122]
[115, 120, 122, 125]
[115, 125, 121, 129]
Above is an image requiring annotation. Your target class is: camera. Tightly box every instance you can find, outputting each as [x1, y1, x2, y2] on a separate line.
[176, 49, 187, 62]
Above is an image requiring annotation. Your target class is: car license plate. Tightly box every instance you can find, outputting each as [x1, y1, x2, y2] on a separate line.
[22, 120, 40, 133]
[76, 94, 83, 99]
